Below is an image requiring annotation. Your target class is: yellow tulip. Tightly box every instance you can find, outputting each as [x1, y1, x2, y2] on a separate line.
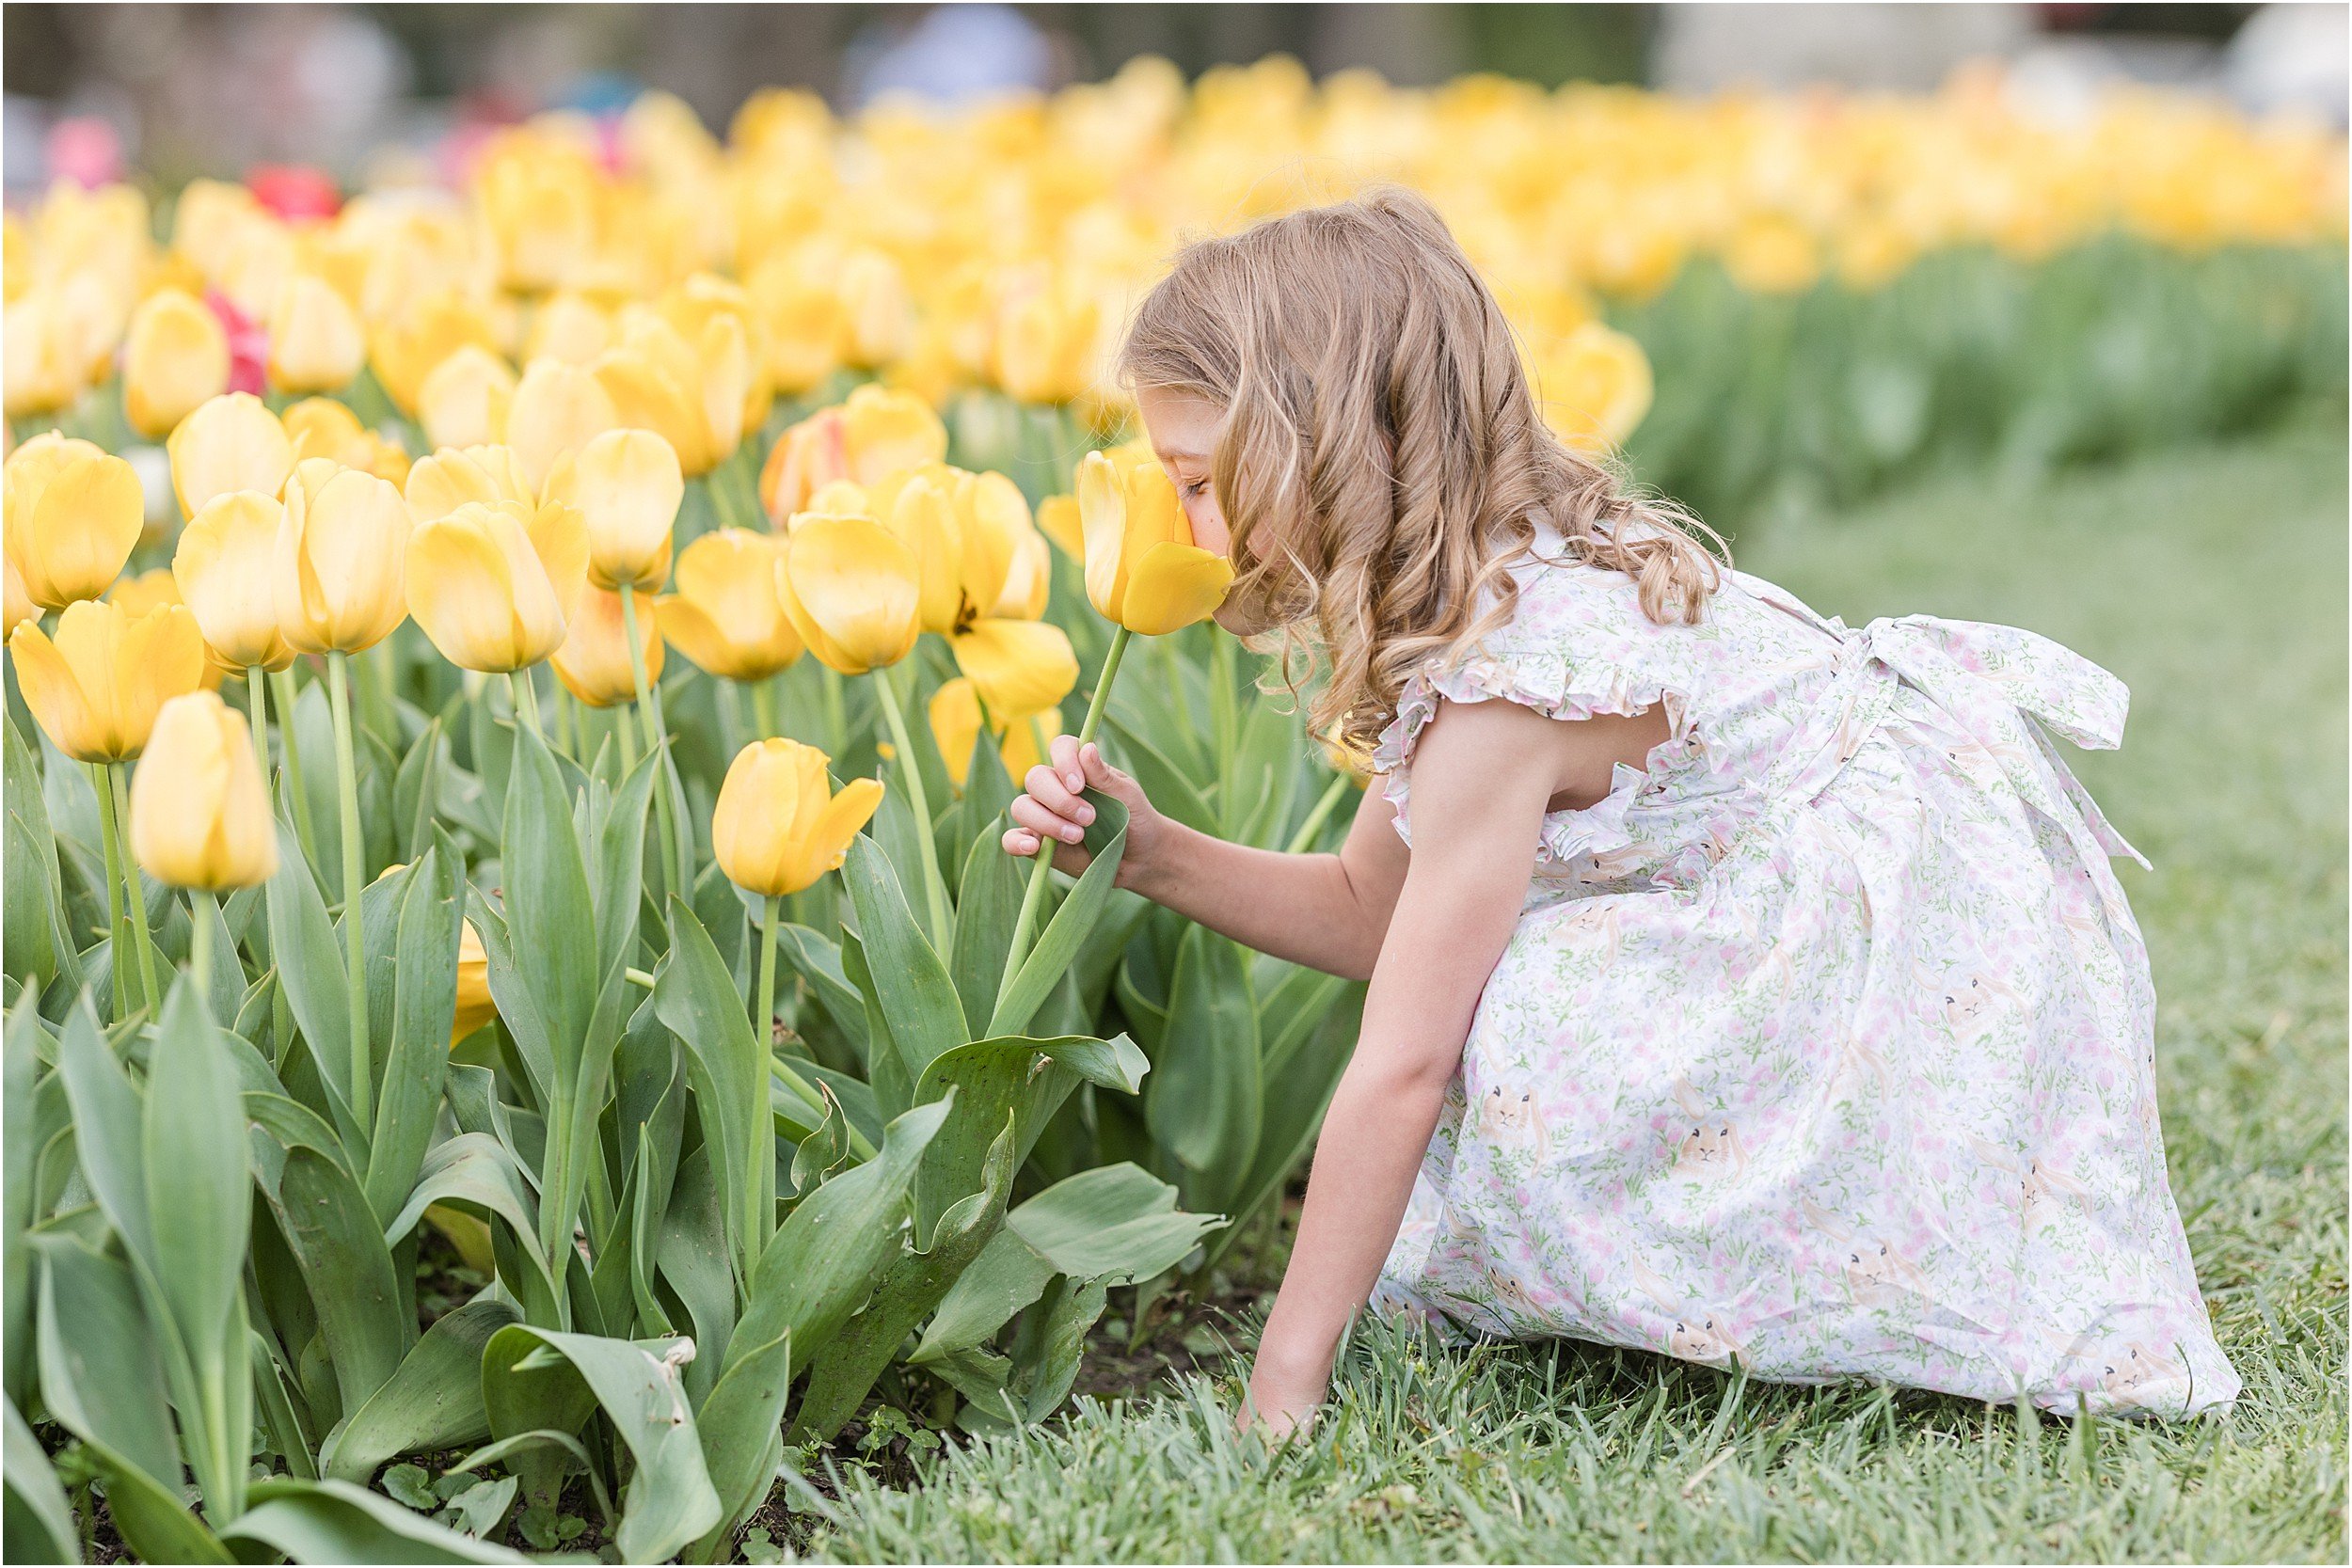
[281, 398, 409, 484]
[993, 284, 1101, 404]
[838, 248, 912, 369]
[8, 598, 206, 762]
[371, 292, 499, 415]
[404, 444, 534, 525]
[591, 309, 747, 477]
[267, 274, 367, 394]
[405, 499, 588, 673]
[993, 528, 1052, 620]
[3, 290, 87, 419]
[453, 917, 496, 1042]
[711, 737, 884, 896]
[949, 617, 1078, 720]
[1723, 214, 1821, 296]
[274, 458, 410, 655]
[168, 393, 294, 520]
[757, 384, 946, 522]
[745, 265, 846, 393]
[505, 357, 619, 492]
[775, 512, 923, 675]
[122, 288, 230, 439]
[552, 585, 662, 707]
[659, 529, 802, 681]
[1531, 323, 1654, 455]
[871, 471, 966, 636]
[3, 434, 144, 611]
[173, 490, 295, 672]
[929, 675, 1062, 790]
[540, 428, 681, 593]
[128, 690, 277, 892]
[418, 346, 517, 451]
[526, 292, 614, 365]
[1075, 449, 1233, 636]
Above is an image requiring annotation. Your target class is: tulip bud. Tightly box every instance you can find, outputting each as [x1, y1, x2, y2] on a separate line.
[3, 291, 87, 419]
[406, 499, 588, 673]
[1076, 448, 1232, 636]
[506, 357, 620, 492]
[129, 690, 278, 892]
[8, 598, 206, 762]
[712, 737, 884, 896]
[266, 274, 367, 394]
[173, 490, 295, 671]
[418, 345, 516, 451]
[3, 434, 144, 610]
[404, 444, 534, 525]
[659, 529, 802, 682]
[541, 428, 680, 592]
[122, 288, 231, 439]
[552, 585, 661, 707]
[274, 457, 410, 655]
[775, 512, 922, 675]
[928, 675, 1062, 791]
[168, 392, 294, 520]
[370, 292, 498, 415]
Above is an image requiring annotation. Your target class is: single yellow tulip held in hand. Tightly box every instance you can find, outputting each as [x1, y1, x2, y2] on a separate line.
[998, 444, 1232, 1015]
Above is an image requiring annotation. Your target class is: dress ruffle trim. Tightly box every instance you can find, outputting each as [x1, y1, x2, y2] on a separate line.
[1372, 652, 1690, 863]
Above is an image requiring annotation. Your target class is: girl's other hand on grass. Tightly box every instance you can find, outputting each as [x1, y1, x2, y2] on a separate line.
[1003, 737, 1166, 888]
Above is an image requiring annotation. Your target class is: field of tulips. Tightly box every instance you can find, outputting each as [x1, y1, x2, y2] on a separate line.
[1, 50, 2345, 1565]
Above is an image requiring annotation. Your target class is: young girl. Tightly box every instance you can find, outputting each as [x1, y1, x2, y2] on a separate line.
[1002, 190, 2238, 1433]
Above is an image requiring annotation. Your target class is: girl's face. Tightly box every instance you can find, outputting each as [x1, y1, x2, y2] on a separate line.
[1138, 385, 1264, 634]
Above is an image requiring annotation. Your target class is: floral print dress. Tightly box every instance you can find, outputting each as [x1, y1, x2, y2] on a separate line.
[1368, 545, 2238, 1418]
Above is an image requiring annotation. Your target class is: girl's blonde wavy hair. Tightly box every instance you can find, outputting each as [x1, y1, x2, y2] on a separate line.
[1119, 187, 1724, 759]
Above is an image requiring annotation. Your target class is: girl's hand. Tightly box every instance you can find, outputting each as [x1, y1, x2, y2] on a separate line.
[1002, 737, 1165, 891]
[1237, 1348, 1327, 1443]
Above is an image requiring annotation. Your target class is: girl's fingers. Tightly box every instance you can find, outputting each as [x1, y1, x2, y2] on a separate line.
[1009, 794, 1087, 844]
[1048, 734, 1086, 793]
[1002, 826, 1041, 856]
[1022, 763, 1095, 827]
[1077, 742, 1123, 792]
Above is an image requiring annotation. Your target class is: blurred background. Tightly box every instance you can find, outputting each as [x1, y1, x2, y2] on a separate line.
[5, 3, 2344, 190]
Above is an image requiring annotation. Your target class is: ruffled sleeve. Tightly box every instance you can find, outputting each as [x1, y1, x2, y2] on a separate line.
[1371, 645, 1690, 862]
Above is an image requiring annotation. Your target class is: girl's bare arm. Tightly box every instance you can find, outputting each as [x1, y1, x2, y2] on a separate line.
[1003, 738, 1409, 980]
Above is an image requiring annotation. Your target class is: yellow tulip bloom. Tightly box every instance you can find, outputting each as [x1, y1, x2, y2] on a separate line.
[418, 346, 517, 451]
[660, 529, 802, 682]
[173, 490, 295, 672]
[993, 283, 1101, 404]
[3, 434, 144, 611]
[540, 428, 681, 592]
[758, 384, 947, 522]
[453, 917, 497, 1043]
[168, 393, 294, 520]
[129, 690, 278, 892]
[873, 470, 966, 637]
[929, 675, 1063, 790]
[122, 288, 230, 440]
[406, 499, 588, 673]
[8, 598, 206, 762]
[106, 568, 219, 693]
[775, 512, 923, 675]
[267, 274, 367, 394]
[371, 292, 499, 415]
[5, 557, 32, 639]
[527, 292, 614, 365]
[949, 617, 1078, 720]
[505, 357, 619, 492]
[1530, 323, 1654, 455]
[1075, 449, 1233, 636]
[711, 737, 884, 897]
[274, 458, 411, 655]
[404, 444, 534, 525]
[278, 397, 407, 484]
[3, 290, 87, 419]
[552, 584, 662, 708]
[1036, 493, 1085, 560]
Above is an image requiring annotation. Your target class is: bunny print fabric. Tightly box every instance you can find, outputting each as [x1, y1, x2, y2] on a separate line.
[1368, 544, 2238, 1418]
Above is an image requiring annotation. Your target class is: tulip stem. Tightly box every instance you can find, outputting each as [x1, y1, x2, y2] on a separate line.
[751, 679, 779, 743]
[751, 893, 782, 1263]
[188, 892, 216, 1002]
[997, 625, 1130, 1014]
[87, 762, 127, 987]
[327, 652, 373, 1129]
[613, 702, 639, 770]
[508, 671, 544, 738]
[618, 584, 684, 910]
[245, 666, 271, 780]
[269, 668, 323, 869]
[871, 665, 952, 946]
[108, 764, 164, 1014]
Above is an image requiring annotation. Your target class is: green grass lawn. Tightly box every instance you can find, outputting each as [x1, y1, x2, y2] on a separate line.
[795, 426, 2348, 1564]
